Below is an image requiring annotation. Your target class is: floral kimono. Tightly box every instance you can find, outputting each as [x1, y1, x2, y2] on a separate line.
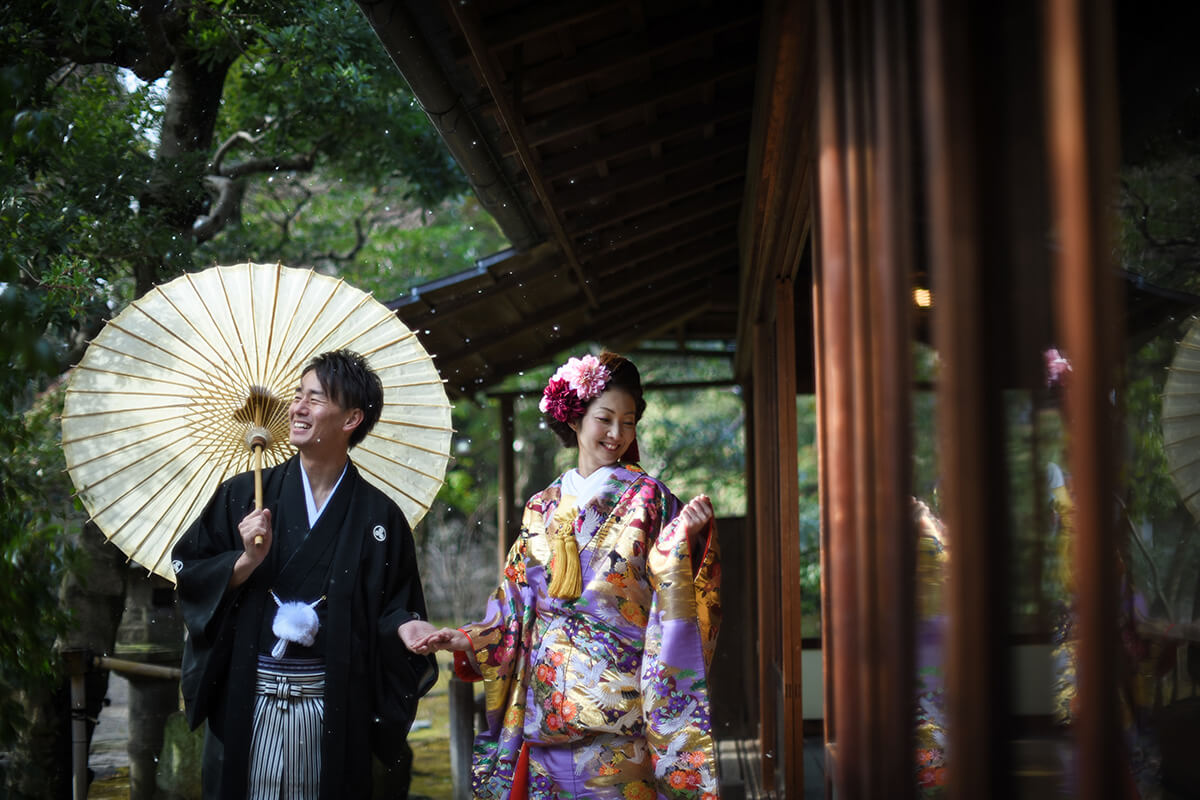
[454, 463, 721, 800]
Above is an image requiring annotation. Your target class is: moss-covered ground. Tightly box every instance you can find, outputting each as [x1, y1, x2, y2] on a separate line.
[408, 648, 455, 799]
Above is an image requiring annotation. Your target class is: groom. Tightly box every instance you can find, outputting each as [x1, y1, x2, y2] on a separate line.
[173, 349, 441, 800]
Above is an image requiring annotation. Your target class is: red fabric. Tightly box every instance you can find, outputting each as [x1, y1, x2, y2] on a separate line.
[508, 742, 531, 800]
[452, 629, 482, 682]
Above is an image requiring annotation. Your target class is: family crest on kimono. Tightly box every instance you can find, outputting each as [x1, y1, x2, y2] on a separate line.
[173, 349, 439, 800]
[413, 351, 723, 800]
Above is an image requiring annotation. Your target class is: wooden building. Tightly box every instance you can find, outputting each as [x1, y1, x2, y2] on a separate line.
[355, 1, 1162, 797]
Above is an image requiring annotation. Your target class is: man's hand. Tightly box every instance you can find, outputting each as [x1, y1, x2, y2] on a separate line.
[402, 624, 471, 655]
[398, 619, 438, 653]
[229, 508, 272, 588]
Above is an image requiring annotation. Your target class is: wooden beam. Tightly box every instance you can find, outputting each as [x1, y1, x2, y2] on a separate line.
[571, 186, 742, 251]
[523, 53, 755, 145]
[515, 8, 760, 104]
[464, 285, 720, 384]
[598, 246, 736, 287]
[444, 0, 597, 307]
[477, 0, 628, 51]
[581, 216, 737, 274]
[564, 153, 746, 235]
[398, 245, 565, 328]
[610, 303, 712, 353]
[486, 378, 740, 401]
[537, 101, 751, 179]
[591, 281, 719, 331]
[553, 131, 748, 211]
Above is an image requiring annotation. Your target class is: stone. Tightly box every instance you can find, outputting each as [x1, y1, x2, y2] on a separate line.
[155, 711, 203, 800]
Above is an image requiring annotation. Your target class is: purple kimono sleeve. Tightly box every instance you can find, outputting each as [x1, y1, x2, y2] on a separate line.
[459, 528, 538, 799]
[641, 514, 722, 799]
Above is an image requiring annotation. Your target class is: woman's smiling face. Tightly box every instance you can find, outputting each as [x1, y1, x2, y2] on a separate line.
[569, 387, 637, 476]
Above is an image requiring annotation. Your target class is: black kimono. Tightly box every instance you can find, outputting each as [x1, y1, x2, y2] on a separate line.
[172, 455, 437, 800]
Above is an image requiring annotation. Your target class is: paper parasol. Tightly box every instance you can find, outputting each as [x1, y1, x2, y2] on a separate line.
[61, 262, 453, 581]
[1163, 317, 1200, 523]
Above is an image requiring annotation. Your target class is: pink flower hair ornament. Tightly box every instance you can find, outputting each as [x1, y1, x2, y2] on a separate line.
[1044, 347, 1072, 388]
[539, 355, 611, 423]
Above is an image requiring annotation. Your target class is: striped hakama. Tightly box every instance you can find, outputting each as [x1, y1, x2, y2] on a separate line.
[247, 655, 325, 800]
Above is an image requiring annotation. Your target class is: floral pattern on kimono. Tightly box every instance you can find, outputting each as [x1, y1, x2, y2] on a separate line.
[455, 464, 720, 800]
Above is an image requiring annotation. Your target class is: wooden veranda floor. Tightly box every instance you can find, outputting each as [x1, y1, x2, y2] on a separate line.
[716, 736, 826, 799]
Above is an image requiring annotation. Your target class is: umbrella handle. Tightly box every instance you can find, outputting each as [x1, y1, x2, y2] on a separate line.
[252, 442, 265, 544]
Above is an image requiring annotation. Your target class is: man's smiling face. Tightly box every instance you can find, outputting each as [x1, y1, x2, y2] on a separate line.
[289, 370, 356, 455]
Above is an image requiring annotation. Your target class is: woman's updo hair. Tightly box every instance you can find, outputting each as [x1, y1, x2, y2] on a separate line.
[545, 351, 646, 448]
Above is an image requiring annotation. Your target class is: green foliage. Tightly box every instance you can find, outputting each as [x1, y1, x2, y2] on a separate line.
[638, 384, 745, 514]
[1117, 152, 1200, 293]
[206, 182, 506, 296]
[0, 365, 83, 752]
[0, 47, 120, 754]
[1125, 333, 1187, 521]
[212, 0, 465, 205]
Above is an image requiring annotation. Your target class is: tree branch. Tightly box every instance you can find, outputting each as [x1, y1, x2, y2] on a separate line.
[129, 0, 180, 80]
[1121, 178, 1199, 249]
[210, 130, 265, 173]
[27, 1, 182, 82]
[268, 183, 315, 253]
[315, 218, 370, 264]
[192, 130, 320, 242]
[223, 151, 319, 180]
[192, 175, 246, 244]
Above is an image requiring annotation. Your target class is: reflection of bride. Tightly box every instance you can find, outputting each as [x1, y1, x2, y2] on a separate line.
[1048, 450, 1166, 799]
[1043, 347, 1166, 799]
[913, 498, 948, 796]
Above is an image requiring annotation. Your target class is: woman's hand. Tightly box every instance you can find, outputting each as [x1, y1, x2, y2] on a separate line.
[406, 626, 472, 655]
[679, 494, 714, 558]
[398, 619, 439, 653]
[680, 494, 713, 532]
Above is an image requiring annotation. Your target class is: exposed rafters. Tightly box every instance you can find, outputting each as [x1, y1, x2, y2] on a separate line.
[363, 0, 764, 397]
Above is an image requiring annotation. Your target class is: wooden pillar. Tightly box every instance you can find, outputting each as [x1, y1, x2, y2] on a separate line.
[497, 394, 516, 565]
[814, 4, 860, 792]
[919, 2, 1013, 793]
[447, 674, 475, 800]
[749, 279, 804, 795]
[918, 2, 1068, 796]
[812, 203, 836, 800]
[815, 0, 917, 797]
[1044, 1, 1124, 797]
[753, 321, 781, 789]
[774, 280, 805, 797]
[739, 0, 816, 792]
[865, 0, 918, 793]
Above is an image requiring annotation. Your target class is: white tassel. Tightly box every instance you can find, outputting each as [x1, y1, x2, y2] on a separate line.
[270, 593, 323, 658]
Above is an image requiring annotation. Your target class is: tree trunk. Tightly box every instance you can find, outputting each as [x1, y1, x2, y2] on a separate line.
[135, 45, 235, 294]
[8, 523, 129, 799]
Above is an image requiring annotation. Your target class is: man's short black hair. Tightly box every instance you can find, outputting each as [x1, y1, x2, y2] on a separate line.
[302, 349, 383, 449]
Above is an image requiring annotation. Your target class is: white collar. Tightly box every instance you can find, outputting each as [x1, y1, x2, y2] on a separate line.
[299, 461, 349, 527]
[562, 465, 616, 507]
